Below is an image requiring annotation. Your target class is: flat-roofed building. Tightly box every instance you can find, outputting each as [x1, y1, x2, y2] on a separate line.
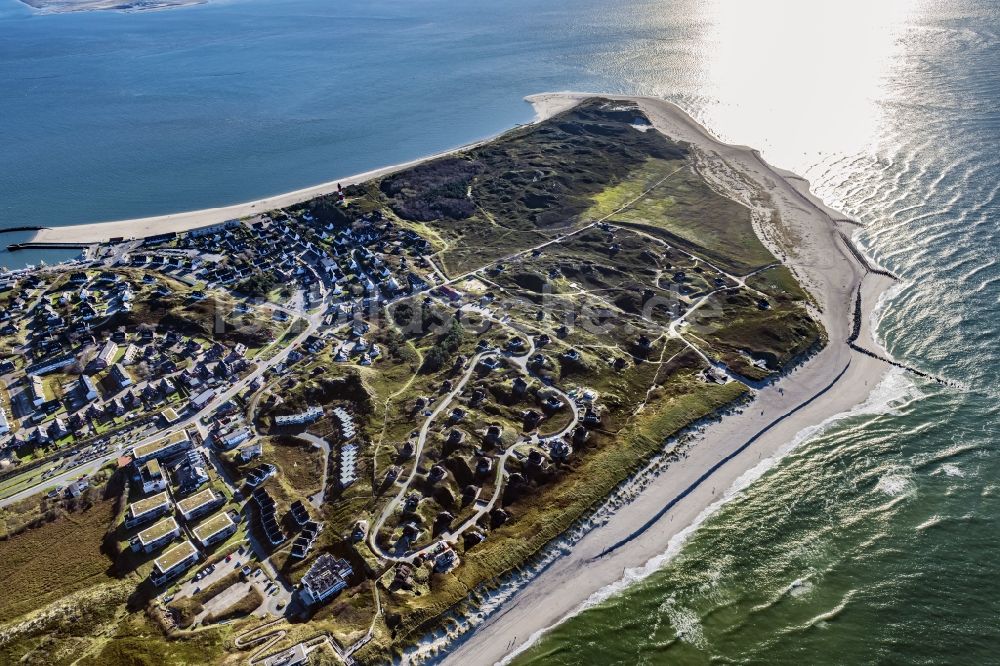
[150, 540, 200, 587]
[139, 459, 167, 494]
[131, 517, 180, 553]
[124, 491, 171, 528]
[299, 553, 353, 606]
[177, 488, 223, 523]
[131, 430, 192, 463]
[160, 407, 179, 425]
[0, 407, 9, 435]
[192, 511, 236, 548]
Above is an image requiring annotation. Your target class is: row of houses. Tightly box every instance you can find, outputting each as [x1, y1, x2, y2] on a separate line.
[273, 405, 323, 427]
[250, 486, 285, 546]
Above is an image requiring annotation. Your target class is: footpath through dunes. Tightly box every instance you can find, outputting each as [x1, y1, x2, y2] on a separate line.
[433, 93, 898, 666]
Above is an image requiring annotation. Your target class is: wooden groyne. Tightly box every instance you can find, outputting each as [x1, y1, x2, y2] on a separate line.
[847, 285, 953, 387]
[0, 226, 49, 235]
[839, 231, 898, 280]
[7, 241, 90, 252]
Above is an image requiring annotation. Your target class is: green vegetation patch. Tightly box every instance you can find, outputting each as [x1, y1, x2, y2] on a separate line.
[688, 289, 822, 379]
[268, 436, 326, 499]
[377, 99, 687, 275]
[0, 498, 116, 623]
[593, 158, 776, 274]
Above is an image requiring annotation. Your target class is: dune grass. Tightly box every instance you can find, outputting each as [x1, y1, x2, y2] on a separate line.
[0, 497, 116, 623]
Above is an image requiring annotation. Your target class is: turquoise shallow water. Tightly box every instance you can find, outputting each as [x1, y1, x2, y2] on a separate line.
[2, 0, 998, 662]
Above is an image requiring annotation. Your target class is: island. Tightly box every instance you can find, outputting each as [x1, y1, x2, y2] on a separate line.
[18, 0, 204, 14]
[0, 95, 895, 665]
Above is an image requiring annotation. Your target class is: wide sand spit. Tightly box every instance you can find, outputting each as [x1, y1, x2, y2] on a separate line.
[37, 93, 895, 664]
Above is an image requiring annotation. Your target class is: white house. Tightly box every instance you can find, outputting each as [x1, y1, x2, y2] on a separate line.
[79, 375, 98, 401]
[28, 375, 45, 407]
[95, 340, 118, 369]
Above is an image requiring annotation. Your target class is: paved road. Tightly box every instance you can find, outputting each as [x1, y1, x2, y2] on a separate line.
[368, 350, 496, 561]
[1, 299, 322, 510]
[294, 432, 331, 508]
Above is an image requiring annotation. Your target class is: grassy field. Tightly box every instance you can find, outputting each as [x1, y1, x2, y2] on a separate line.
[591, 158, 776, 275]
[267, 436, 325, 499]
[376, 99, 688, 276]
[0, 496, 116, 623]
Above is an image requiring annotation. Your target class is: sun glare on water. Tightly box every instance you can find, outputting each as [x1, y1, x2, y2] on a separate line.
[664, 0, 920, 170]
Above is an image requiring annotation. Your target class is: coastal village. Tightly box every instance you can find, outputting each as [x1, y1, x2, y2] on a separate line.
[0, 100, 823, 665]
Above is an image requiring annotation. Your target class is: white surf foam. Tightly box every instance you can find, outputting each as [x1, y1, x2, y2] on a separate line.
[875, 468, 914, 496]
[495, 368, 924, 664]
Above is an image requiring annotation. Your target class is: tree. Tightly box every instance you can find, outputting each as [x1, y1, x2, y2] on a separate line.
[236, 271, 276, 298]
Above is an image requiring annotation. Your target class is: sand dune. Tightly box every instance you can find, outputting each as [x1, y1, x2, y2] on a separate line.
[430, 93, 895, 666]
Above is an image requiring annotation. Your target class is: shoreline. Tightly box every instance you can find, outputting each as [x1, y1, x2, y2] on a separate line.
[425, 93, 897, 665]
[29, 118, 556, 247]
[24, 91, 897, 662]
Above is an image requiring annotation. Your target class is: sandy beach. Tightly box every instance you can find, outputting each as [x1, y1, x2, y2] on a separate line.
[30, 122, 554, 246]
[426, 93, 896, 665]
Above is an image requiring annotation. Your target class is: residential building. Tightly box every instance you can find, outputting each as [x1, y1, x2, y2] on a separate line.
[79, 374, 98, 400]
[122, 343, 139, 364]
[150, 540, 200, 586]
[190, 388, 215, 410]
[24, 355, 74, 376]
[192, 511, 237, 548]
[139, 459, 167, 494]
[215, 427, 250, 451]
[131, 517, 180, 553]
[339, 443, 358, 488]
[177, 488, 223, 522]
[245, 463, 276, 488]
[28, 375, 45, 407]
[124, 491, 171, 529]
[238, 442, 263, 463]
[274, 405, 323, 427]
[175, 461, 209, 495]
[131, 430, 192, 463]
[0, 407, 9, 435]
[299, 553, 353, 605]
[95, 340, 118, 369]
[110, 363, 132, 389]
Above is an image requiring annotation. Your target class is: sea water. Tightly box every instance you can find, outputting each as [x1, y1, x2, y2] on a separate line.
[2, 0, 998, 662]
